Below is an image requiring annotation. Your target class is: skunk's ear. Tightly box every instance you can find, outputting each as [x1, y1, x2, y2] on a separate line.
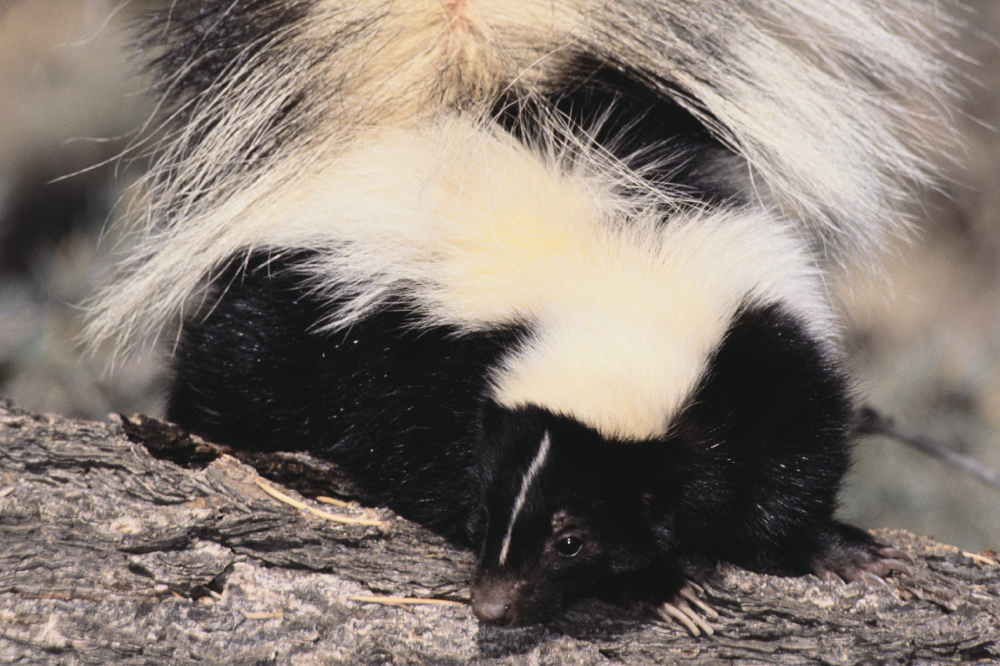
[477, 400, 551, 454]
[622, 441, 687, 523]
[478, 399, 509, 442]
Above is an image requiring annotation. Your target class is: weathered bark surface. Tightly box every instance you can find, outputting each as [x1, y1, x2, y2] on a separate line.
[1, 399, 997, 665]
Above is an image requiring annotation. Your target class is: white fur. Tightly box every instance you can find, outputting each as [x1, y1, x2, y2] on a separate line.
[487, 209, 830, 440]
[499, 431, 552, 565]
[86, 0, 956, 369]
[305, 124, 832, 439]
[94, 120, 831, 437]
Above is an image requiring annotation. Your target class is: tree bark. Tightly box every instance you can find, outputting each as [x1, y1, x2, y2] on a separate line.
[0, 399, 997, 665]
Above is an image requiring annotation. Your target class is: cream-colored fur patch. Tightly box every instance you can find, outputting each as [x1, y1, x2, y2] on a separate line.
[306, 0, 581, 117]
[487, 216, 828, 440]
[224, 121, 830, 439]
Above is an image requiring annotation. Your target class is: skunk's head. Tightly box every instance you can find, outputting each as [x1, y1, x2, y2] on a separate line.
[468, 294, 853, 627]
[469, 402, 685, 626]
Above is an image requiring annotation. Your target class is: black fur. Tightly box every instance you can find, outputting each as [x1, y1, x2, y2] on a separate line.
[469, 403, 689, 625]
[139, 0, 379, 205]
[494, 55, 750, 208]
[465, 304, 880, 625]
[168, 252, 526, 542]
[144, 0, 316, 106]
[98, 0, 938, 632]
[169, 253, 885, 626]
[149, 9, 899, 624]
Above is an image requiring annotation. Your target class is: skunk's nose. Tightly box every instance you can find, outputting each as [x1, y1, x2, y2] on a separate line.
[472, 597, 510, 625]
[471, 579, 516, 626]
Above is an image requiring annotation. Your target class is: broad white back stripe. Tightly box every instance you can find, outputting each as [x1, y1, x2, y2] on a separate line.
[498, 431, 552, 565]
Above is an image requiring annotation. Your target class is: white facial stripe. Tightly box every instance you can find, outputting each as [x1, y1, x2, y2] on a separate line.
[498, 431, 552, 566]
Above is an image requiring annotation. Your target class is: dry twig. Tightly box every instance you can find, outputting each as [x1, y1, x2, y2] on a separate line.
[854, 406, 1000, 494]
[255, 478, 386, 526]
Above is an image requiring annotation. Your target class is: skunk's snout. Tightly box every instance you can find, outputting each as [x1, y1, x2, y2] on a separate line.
[471, 577, 520, 626]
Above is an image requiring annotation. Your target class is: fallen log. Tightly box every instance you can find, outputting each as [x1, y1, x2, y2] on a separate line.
[0, 399, 997, 665]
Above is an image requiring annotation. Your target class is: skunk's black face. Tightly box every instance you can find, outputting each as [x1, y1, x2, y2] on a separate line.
[467, 302, 857, 627]
[469, 402, 685, 626]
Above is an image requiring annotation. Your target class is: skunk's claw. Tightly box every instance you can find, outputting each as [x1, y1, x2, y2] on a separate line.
[878, 546, 914, 565]
[815, 548, 912, 585]
[678, 584, 718, 618]
[656, 583, 717, 636]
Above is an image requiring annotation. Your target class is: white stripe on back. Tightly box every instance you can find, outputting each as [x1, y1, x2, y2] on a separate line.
[498, 431, 551, 565]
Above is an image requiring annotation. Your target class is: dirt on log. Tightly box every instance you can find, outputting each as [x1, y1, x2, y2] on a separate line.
[0, 399, 997, 665]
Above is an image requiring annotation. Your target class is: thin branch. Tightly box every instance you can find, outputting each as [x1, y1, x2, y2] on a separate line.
[853, 406, 1000, 495]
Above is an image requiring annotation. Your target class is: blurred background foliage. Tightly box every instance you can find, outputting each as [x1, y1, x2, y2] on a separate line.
[1, 0, 998, 552]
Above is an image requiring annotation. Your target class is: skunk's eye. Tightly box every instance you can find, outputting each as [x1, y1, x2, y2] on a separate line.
[554, 535, 583, 557]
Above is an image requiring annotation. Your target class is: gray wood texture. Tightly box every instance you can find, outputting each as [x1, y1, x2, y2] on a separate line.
[1, 399, 997, 665]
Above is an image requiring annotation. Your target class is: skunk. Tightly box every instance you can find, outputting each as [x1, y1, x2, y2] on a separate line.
[89, 0, 955, 631]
